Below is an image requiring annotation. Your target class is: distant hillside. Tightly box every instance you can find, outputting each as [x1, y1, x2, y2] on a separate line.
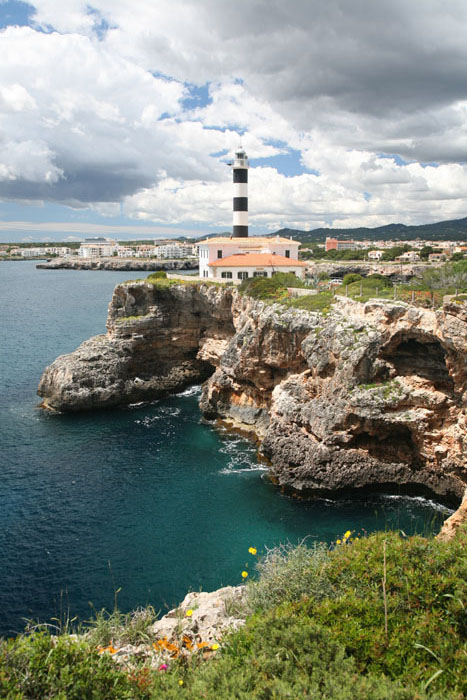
[271, 216, 467, 243]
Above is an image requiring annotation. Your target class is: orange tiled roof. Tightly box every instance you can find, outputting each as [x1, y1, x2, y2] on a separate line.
[209, 253, 307, 267]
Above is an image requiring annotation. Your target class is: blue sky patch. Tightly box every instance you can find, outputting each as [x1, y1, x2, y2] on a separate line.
[0, 0, 34, 28]
[251, 148, 317, 178]
[182, 83, 211, 111]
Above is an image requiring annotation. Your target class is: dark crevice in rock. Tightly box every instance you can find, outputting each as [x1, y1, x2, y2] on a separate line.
[381, 337, 454, 393]
[346, 426, 419, 466]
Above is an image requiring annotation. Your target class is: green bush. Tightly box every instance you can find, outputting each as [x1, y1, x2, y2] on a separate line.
[246, 541, 332, 612]
[0, 632, 141, 699]
[239, 272, 304, 300]
[1, 530, 465, 699]
[343, 273, 362, 285]
[146, 271, 167, 280]
[366, 273, 393, 287]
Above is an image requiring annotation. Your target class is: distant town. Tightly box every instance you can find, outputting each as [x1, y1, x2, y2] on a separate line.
[1, 234, 465, 264]
[0, 237, 198, 260]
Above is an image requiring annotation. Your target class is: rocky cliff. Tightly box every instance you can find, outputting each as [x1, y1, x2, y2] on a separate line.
[38, 281, 466, 504]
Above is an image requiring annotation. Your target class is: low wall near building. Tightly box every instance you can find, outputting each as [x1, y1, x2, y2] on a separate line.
[287, 287, 317, 297]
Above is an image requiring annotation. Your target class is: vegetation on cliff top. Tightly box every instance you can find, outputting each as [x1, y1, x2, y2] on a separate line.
[1, 529, 465, 699]
[238, 262, 467, 314]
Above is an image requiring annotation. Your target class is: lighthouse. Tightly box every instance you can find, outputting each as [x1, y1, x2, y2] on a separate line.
[232, 147, 249, 237]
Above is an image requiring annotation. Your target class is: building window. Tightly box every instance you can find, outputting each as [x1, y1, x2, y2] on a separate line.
[217, 250, 222, 258]
[253, 271, 267, 277]
[237, 271, 248, 280]
[221, 271, 232, 279]
[285, 250, 290, 258]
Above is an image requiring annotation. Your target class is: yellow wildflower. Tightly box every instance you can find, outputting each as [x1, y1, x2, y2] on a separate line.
[248, 547, 257, 555]
[179, 680, 184, 686]
[336, 539, 341, 545]
[211, 643, 220, 650]
[241, 571, 248, 578]
[344, 530, 351, 540]
[186, 609, 193, 617]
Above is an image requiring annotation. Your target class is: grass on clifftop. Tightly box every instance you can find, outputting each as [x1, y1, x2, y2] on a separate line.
[1, 528, 466, 699]
[239, 272, 467, 314]
[121, 271, 226, 289]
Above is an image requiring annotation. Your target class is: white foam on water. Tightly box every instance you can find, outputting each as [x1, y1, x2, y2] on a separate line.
[379, 494, 454, 515]
[135, 406, 182, 426]
[218, 435, 265, 474]
[175, 385, 202, 397]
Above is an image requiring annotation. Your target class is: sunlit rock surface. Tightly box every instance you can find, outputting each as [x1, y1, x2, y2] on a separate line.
[38, 283, 466, 505]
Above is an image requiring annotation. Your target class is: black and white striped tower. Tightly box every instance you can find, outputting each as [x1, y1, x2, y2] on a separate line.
[232, 147, 249, 237]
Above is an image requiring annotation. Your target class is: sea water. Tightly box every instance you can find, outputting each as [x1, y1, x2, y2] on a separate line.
[0, 262, 452, 636]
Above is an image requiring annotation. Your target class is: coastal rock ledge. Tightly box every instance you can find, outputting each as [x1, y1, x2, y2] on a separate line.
[38, 282, 466, 505]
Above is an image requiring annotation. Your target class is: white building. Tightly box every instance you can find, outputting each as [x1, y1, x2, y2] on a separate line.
[209, 251, 307, 281]
[198, 147, 305, 281]
[19, 247, 44, 257]
[156, 243, 196, 259]
[78, 238, 117, 258]
[198, 235, 302, 280]
[136, 245, 157, 258]
[368, 250, 384, 260]
[396, 251, 420, 262]
[117, 246, 136, 258]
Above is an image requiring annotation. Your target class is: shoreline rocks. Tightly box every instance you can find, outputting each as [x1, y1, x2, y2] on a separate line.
[38, 282, 466, 508]
[36, 257, 198, 272]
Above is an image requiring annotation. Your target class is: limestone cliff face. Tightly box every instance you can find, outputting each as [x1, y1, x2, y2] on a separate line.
[201, 294, 466, 502]
[38, 283, 234, 411]
[38, 282, 466, 503]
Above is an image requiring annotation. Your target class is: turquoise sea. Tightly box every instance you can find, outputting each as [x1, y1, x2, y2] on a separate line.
[0, 262, 452, 636]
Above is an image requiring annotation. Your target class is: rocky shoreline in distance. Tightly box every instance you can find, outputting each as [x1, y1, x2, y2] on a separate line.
[36, 257, 198, 272]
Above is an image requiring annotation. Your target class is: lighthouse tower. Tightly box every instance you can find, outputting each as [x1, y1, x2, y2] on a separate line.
[232, 147, 249, 237]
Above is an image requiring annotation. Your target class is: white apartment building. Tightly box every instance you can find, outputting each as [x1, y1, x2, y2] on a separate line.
[78, 238, 117, 258]
[198, 235, 300, 279]
[136, 245, 157, 258]
[19, 247, 45, 257]
[156, 244, 196, 259]
[117, 246, 136, 258]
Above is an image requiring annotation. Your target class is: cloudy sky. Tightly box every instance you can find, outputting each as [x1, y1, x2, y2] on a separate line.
[1, 0, 467, 241]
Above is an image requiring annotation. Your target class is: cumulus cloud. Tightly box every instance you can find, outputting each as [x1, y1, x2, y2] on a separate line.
[1, 0, 467, 228]
[0, 25, 229, 205]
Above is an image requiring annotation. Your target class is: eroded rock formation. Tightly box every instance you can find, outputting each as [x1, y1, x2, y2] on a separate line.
[38, 282, 466, 505]
[38, 283, 234, 411]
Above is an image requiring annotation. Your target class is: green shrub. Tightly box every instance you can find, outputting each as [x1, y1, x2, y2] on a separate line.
[239, 272, 304, 301]
[343, 273, 362, 285]
[85, 606, 159, 647]
[146, 271, 167, 280]
[246, 541, 332, 612]
[179, 607, 428, 699]
[300, 531, 467, 697]
[0, 632, 141, 699]
[366, 273, 393, 287]
[1, 530, 465, 699]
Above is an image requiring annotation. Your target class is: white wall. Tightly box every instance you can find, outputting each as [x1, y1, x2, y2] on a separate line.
[199, 239, 300, 278]
[211, 264, 305, 280]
